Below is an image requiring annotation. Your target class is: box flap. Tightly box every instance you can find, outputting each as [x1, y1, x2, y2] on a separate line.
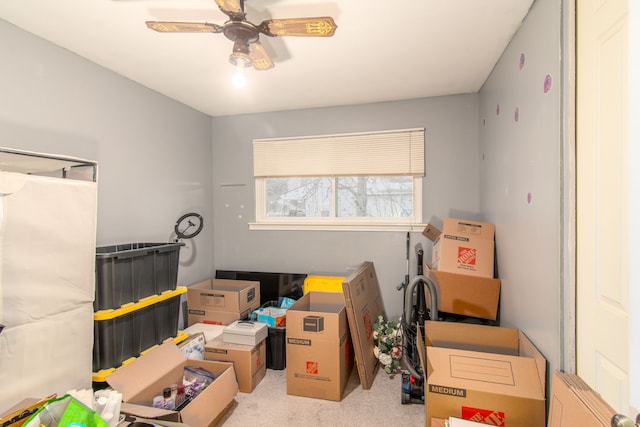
[517, 330, 547, 392]
[188, 279, 214, 291]
[547, 371, 616, 427]
[425, 321, 519, 355]
[211, 279, 260, 292]
[341, 261, 386, 390]
[107, 341, 185, 402]
[179, 361, 238, 427]
[422, 223, 442, 242]
[427, 270, 500, 320]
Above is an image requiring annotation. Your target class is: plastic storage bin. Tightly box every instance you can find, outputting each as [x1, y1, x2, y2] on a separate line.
[92, 286, 186, 372]
[95, 242, 184, 311]
[92, 330, 188, 389]
[258, 301, 287, 370]
[266, 326, 286, 370]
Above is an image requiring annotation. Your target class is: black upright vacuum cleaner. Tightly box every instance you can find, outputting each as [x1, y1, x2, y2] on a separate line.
[398, 237, 439, 404]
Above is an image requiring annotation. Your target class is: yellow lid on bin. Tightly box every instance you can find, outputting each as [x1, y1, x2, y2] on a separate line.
[303, 276, 345, 294]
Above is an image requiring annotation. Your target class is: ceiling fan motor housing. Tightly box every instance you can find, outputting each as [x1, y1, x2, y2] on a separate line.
[224, 20, 259, 43]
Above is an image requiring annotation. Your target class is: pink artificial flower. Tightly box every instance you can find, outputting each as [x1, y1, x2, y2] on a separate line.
[391, 346, 402, 360]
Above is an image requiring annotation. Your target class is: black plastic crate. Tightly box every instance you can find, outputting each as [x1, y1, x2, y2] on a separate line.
[95, 242, 183, 311]
[92, 287, 185, 372]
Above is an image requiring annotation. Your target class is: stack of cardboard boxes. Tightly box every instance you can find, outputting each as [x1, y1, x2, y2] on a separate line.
[184, 279, 269, 394]
[421, 217, 548, 426]
[422, 217, 501, 322]
[204, 320, 268, 393]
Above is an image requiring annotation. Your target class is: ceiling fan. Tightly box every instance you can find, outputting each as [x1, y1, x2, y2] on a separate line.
[145, 0, 337, 87]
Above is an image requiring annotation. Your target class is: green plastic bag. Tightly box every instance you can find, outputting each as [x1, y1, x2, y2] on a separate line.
[22, 394, 110, 427]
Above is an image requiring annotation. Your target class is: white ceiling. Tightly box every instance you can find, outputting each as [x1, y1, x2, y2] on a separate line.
[0, 0, 535, 117]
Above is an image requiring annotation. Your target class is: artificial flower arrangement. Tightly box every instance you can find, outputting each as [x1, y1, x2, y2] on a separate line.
[372, 314, 403, 375]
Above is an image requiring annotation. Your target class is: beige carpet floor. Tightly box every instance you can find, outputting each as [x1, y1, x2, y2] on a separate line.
[217, 367, 425, 426]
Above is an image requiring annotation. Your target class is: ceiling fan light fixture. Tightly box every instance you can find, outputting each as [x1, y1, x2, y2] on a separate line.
[230, 52, 251, 88]
[146, 2, 337, 89]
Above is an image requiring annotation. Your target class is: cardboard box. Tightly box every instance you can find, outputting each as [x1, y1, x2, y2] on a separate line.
[187, 307, 249, 326]
[424, 218, 495, 278]
[187, 279, 260, 313]
[286, 292, 354, 401]
[223, 320, 268, 346]
[427, 270, 501, 320]
[547, 371, 616, 426]
[419, 321, 546, 427]
[204, 336, 267, 393]
[341, 261, 386, 390]
[106, 341, 238, 427]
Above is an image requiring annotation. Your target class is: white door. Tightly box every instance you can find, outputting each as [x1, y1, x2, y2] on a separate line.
[576, 0, 630, 415]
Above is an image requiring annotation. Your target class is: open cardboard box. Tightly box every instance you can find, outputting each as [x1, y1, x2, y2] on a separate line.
[187, 279, 260, 313]
[418, 321, 547, 427]
[107, 341, 238, 427]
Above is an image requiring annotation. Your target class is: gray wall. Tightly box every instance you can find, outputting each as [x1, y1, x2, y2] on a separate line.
[0, 20, 215, 289]
[479, 0, 563, 374]
[211, 95, 482, 318]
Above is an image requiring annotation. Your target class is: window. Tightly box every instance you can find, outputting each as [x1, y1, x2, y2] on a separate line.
[252, 128, 425, 231]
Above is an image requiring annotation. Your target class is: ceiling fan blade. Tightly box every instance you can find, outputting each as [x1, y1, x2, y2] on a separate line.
[146, 21, 223, 33]
[258, 17, 337, 37]
[249, 41, 274, 70]
[215, 0, 246, 20]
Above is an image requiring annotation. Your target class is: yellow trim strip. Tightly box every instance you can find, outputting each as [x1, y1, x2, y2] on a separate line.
[94, 286, 186, 321]
[92, 330, 188, 382]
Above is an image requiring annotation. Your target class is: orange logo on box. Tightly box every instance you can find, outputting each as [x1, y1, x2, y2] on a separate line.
[457, 247, 477, 266]
[306, 361, 319, 375]
[462, 406, 505, 426]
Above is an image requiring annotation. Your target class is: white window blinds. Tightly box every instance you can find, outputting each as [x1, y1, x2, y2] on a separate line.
[253, 128, 425, 178]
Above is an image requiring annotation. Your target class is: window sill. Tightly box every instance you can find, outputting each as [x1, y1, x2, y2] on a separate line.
[248, 222, 428, 232]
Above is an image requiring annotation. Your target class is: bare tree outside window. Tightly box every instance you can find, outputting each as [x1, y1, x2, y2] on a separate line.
[265, 176, 412, 218]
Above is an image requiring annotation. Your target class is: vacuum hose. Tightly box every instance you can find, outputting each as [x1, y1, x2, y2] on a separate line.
[402, 274, 438, 381]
